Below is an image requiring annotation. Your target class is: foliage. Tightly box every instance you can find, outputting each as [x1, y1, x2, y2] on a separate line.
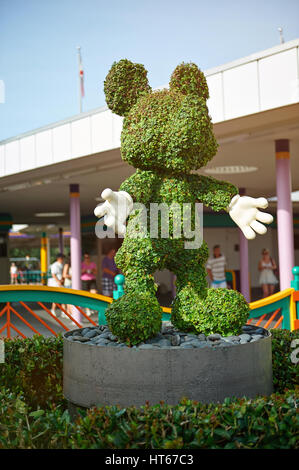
[0, 332, 298, 448]
[169, 62, 210, 99]
[0, 335, 65, 410]
[0, 388, 298, 449]
[103, 59, 240, 341]
[105, 292, 162, 345]
[104, 59, 151, 117]
[172, 287, 250, 336]
[121, 89, 218, 173]
[0, 388, 71, 449]
[270, 329, 299, 393]
[70, 393, 299, 449]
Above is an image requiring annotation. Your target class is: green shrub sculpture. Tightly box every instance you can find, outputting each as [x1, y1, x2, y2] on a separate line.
[102, 60, 251, 342]
[105, 292, 162, 346]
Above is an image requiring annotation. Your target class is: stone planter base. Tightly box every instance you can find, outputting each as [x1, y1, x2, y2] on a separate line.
[63, 329, 273, 407]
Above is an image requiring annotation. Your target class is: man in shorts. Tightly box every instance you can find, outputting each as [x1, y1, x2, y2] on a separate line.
[206, 245, 227, 289]
[102, 248, 118, 297]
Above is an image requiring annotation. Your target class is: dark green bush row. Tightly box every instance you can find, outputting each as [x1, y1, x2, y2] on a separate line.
[0, 335, 65, 409]
[0, 389, 298, 449]
[0, 329, 298, 448]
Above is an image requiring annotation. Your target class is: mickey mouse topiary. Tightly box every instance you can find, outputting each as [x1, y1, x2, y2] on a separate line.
[97, 60, 273, 343]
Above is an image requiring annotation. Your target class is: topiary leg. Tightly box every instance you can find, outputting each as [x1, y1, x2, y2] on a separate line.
[115, 231, 164, 295]
[170, 267, 209, 333]
[166, 240, 209, 332]
[168, 241, 250, 335]
[106, 222, 165, 344]
[193, 288, 250, 336]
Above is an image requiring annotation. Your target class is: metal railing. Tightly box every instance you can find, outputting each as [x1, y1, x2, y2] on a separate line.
[0, 267, 298, 338]
[0, 285, 112, 338]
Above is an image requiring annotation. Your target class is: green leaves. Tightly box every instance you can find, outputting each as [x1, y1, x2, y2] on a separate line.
[0, 335, 65, 410]
[29, 410, 45, 419]
[169, 63, 209, 99]
[271, 329, 299, 393]
[0, 332, 298, 449]
[172, 286, 250, 336]
[104, 59, 151, 117]
[121, 88, 217, 173]
[106, 292, 162, 345]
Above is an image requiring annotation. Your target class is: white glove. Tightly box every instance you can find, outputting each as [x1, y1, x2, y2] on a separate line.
[94, 188, 133, 236]
[228, 195, 273, 240]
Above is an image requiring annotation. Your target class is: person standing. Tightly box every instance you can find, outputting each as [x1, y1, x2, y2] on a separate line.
[63, 258, 72, 288]
[48, 253, 65, 316]
[258, 248, 278, 298]
[81, 252, 97, 318]
[81, 253, 97, 293]
[206, 245, 227, 288]
[102, 248, 118, 296]
[10, 262, 18, 284]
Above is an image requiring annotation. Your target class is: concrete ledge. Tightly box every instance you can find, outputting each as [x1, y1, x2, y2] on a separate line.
[63, 331, 273, 407]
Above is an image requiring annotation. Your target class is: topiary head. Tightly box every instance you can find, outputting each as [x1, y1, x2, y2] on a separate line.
[104, 60, 218, 174]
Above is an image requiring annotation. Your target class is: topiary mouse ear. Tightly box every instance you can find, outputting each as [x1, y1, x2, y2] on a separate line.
[104, 59, 151, 116]
[169, 62, 209, 99]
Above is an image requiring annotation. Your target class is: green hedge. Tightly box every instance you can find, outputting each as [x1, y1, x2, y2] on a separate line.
[0, 335, 65, 409]
[271, 329, 299, 393]
[0, 389, 297, 449]
[0, 329, 298, 449]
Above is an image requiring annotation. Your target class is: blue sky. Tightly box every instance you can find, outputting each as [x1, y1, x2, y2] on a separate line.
[0, 0, 298, 141]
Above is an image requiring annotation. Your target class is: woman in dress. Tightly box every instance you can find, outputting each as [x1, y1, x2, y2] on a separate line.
[258, 248, 278, 298]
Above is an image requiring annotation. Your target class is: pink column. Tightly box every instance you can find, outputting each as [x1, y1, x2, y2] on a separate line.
[275, 140, 295, 290]
[70, 184, 82, 322]
[239, 188, 250, 302]
[58, 227, 64, 254]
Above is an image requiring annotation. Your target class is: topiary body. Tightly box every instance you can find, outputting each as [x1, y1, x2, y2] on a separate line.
[102, 60, 250, 342]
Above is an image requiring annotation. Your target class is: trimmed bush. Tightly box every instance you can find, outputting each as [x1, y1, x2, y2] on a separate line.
[170, 62, 210, 99]
[0, 389, 298, 449]
[105, 292, 162, 345]
[172, 288, 250, 336]
[0, 388, 71, 449]
[70, 393, 299, 449]
[271, 329, 299, 393]
[104, 59, 151, 117]
[0, 335, 65, 409]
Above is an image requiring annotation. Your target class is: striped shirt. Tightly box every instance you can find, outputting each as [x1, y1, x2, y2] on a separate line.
[206, 255, 226, 281]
